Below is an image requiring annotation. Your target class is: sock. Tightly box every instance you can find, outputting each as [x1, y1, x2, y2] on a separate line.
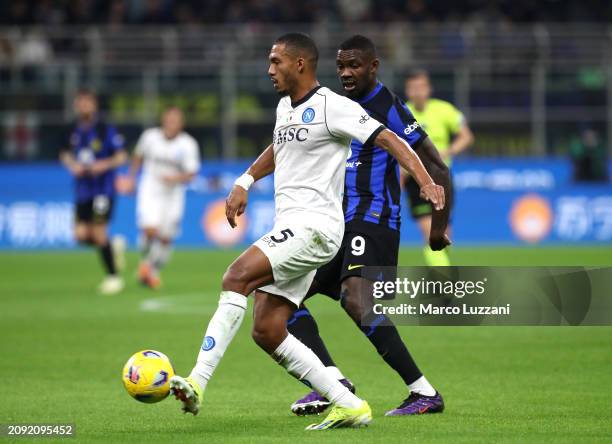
[272, 334, 361, 409]
[360, 312, 423, 386]
[98, 242, 116, 276]
[326, 366, 345, 381]
[423, 246, 450, 266]
[189, 291, 247, 391]
[140, 235, 153, 260]
[408, 375, 436, 397]
[287, 306, 338, 369]
[148, 240, 172, 274]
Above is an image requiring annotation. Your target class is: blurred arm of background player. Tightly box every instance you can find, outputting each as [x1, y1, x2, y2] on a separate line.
[226, 143, 275, 227]
[376, 130, 451, 250]
[445, 119, 474, 164]
[60, 149, 127, 177]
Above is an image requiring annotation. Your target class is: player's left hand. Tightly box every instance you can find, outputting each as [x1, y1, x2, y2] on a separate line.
[419, 183, 445, 211]
[225, 185, 248, 228]
[162, 175, 181, 186]
[429, 231, 451, 251]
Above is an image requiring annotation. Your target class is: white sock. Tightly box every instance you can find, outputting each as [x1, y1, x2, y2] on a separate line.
[148, 240, 172, 274]
[273, 334, 362, 409]
[189, 291, 247, 391]
[327, 366, 345, 381]
[408, 375, 436, 397]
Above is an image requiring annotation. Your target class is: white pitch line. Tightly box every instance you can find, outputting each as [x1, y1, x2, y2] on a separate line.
[139, 292, 220, 315]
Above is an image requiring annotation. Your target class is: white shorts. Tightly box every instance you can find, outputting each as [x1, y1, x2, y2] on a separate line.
[137, 186, 185, 239]
[255, 215, 342, 307]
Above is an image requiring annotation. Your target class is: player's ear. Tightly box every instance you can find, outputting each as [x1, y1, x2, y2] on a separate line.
[296, 57, 305, 73]
[371, 58, 379, 74]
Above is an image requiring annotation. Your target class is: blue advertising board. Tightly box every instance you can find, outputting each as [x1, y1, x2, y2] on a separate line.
[0, 159, 610, 249]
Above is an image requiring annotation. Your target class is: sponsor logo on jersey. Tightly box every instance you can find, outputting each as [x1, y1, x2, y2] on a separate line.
[302, 107, 315, 123]
[346, 161, 362, 168]
[359, 115, 370, 124]
[404, 121, 420, 135]
[274, 127, 309, 144]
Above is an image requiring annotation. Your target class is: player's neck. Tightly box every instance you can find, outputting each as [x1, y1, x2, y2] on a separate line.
[289, 80, 320, 106]
[78, 115, 96, 127]
[413, 100, 427, 112]
[359, 81, 379, 100]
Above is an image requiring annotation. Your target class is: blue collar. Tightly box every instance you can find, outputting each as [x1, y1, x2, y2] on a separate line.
[357, 82, 383, 104]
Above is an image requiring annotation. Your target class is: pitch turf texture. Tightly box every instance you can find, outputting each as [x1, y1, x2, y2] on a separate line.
[1, 247, 611, 443]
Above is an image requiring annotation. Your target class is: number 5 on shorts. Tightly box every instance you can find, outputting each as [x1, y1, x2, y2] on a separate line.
[270, 228, 294, 244]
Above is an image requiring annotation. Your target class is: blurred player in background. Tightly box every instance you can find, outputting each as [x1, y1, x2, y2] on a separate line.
[121, 106, 200, 289]
[288, 35, 450, 417]
[59, 89, 127, 295]
[403, 70, 474, 266]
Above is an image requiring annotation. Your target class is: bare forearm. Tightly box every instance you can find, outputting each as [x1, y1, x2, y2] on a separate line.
[375, 129, 434, 187]
[246, 144, 275, 181]
[60, 151, 77, 168]
[449, 126, 474, 156]
[173, 172, 197, 184]
[418, 138, 451, 235]
[128, 155, 143, 178]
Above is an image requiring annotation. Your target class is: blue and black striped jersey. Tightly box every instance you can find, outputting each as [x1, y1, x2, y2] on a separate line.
[343, 82, 428, 230]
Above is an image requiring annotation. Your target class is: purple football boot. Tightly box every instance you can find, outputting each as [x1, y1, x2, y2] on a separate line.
[385, 391, 445, 416]
[290, 379, 355, 416]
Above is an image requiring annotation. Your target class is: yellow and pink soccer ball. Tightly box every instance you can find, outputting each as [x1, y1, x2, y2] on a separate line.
[122, 350, 175, 403]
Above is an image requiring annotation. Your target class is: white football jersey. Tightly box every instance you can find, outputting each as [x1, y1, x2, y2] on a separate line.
[272, 86, 384, 226]
[134, 128, 200, 194]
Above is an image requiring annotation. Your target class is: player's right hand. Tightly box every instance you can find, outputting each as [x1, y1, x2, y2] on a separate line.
[419, 183, 445, 211]
[225, 185, 248, 228]
[115, 175, 135, 194]
[429, 232, 451, 251]
[70, 163, 86, 177]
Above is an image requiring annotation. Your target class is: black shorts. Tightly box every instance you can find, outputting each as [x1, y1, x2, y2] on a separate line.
[313, 220, 399, 300]
[75, 195, 114, 224]
[405, 175, 454, 220]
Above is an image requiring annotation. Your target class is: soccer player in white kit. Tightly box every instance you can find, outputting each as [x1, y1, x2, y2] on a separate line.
[123, 106, 200, 289]
[169, 34, 445, 430]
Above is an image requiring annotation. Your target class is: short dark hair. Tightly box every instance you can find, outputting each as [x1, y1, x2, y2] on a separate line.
[76, 88, 97, 99]
[275, 33, 319, 67]
[339, 35, 377, 58]
[406, 69, 430, 81]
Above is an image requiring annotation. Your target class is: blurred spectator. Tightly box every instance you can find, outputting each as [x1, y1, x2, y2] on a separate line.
[14, 30, 53, 83]
[108, 0, 128, 28]
[569, 126, 609, 182]
[0, 0, 610, 26]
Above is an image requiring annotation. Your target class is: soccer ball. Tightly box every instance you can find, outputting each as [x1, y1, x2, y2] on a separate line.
[122, 350, 175, 403]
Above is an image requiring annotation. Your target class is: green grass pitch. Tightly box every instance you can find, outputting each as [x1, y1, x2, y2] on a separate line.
[1, 247, 611, 443]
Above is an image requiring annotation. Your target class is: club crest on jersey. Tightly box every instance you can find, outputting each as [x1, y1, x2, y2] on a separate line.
[202, 336, 216, 351]
[302, 107, 315, 123]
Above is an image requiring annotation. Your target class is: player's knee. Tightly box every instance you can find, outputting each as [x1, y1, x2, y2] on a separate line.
[251, 319, 283, 353]
[74, 226, 91, 244]
[75, 232, 91, 244]
[340, 279, 365, 323]
[143, 227, 158, 239]
[222, 263, 250, 294]
[91, 231, 108, 246]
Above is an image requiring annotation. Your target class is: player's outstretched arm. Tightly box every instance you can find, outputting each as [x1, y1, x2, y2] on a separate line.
[413, 137, 452, 251]
[59, 150, 85, 177]
[375, 129, 445, 210]
[226, 144, 275, 228]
